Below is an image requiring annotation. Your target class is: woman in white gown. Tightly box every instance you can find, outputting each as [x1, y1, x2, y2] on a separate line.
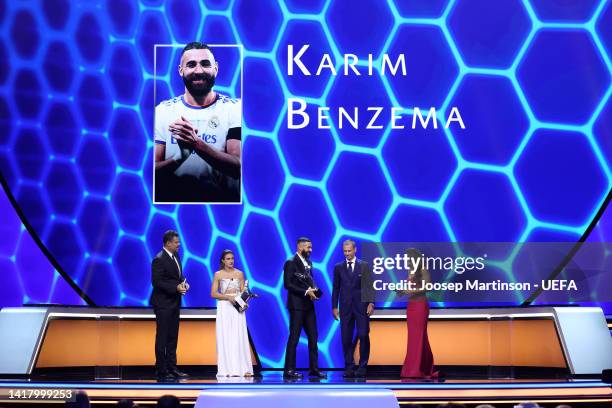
[210, 249, 253, 377]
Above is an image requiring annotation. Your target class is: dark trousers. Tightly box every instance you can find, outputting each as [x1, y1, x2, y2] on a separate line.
[154, 307, 180, 374]
[284, 309, 318, 371]
[340, 310, 370, 370]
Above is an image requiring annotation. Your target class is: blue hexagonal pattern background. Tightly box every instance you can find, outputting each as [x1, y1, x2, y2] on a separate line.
[0, 0, 610, 369]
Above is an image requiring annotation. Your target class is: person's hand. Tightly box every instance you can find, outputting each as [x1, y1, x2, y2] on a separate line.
[332, 308, 339, 321]
[306, 287, 318, 300]
[226, 293, 237, 304]
[171, 140, 193, 164]
[169, 116, 200, 147]
[177, 284, 187, 295]
[180, 281, 189, 294]
[367, 303, 374, 316]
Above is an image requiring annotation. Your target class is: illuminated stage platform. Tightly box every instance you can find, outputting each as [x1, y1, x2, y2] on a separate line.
[0, 306, 610, 406]
[0, 374, 610, 407]
[1, 305, 610, 376]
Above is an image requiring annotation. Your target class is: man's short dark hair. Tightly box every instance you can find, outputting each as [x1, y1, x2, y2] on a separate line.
[117, 399, 136, 408]
[65, 391, 90, 408]
[181, 41, 211, 59]
[297, 237, 311, 245]
[157, 395, 180, 408]
[163, 230, 179, 245]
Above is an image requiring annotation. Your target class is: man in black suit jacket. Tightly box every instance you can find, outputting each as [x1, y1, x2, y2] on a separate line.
[150, 230, 190, 381]
[283, 237, 326, 379]
[332, 239, 374, 378]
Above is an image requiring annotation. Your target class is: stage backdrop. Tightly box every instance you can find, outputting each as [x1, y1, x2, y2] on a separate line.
[0, 0, 610, 368]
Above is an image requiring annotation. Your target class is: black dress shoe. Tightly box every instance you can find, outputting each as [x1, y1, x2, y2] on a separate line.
[283, 370, 302, 379]
[355, 368, 367, 378]
[170, 370, 189, 377]
[157, 374, 176, 382]
[343, 369, 355, 378]
[308, 370, 327, 379]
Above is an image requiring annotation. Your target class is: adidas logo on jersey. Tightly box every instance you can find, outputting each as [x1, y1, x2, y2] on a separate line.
[170, 133, 217, 144]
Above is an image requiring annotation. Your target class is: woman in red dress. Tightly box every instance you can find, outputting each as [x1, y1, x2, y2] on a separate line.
[399, 248, 438, 379]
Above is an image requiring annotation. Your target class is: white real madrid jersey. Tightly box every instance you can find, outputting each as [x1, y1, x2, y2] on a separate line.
[154, 93, 241, 182]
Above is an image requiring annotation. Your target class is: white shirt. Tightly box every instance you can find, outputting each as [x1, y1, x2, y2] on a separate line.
[154, 93, 241, 191]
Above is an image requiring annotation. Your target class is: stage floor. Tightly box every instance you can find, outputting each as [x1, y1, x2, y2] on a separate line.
[0, 372, 610, 407]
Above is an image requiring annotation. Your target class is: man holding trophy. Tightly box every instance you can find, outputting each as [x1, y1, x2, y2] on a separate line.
[150, 230, 190, 381]
[283, 237, 326, 379]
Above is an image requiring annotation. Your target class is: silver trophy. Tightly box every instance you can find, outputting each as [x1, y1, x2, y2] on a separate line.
[296, 266, 323, 298]
[232, 280, 259, 313]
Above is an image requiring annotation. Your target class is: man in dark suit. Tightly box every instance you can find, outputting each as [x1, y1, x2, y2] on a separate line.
[283, 237, 326, 379]
[332, 239, 375, 378]
[150, 230, 190, 381]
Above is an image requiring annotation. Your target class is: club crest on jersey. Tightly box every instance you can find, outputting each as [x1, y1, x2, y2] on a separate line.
[208, 116, 220, 129]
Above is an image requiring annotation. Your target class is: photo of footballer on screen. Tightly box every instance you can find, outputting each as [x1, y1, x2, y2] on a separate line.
[154, 42, 241, 204]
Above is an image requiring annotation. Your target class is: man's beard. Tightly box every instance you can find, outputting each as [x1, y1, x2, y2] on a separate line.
[183, 72, 215, 97]
[301, 249, 311, 259]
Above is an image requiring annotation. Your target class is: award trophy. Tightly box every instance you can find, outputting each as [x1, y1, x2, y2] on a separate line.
[232, 280, 259, 313]
[296, 265, 323, 299]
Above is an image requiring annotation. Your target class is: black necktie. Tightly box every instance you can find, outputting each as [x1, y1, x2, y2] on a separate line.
[347, 261, 353, 273]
